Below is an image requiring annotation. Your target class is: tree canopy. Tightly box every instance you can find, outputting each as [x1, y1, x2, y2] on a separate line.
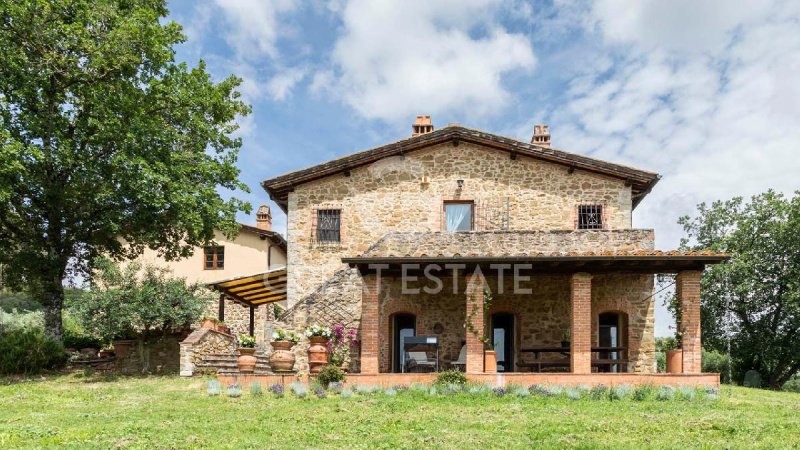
[71, 257, 210, 346]
[679, 190, 800, 388]
[0, 0, 250, 341]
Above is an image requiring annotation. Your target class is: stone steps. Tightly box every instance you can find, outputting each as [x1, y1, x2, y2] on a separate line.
[196, 352, 272, 375]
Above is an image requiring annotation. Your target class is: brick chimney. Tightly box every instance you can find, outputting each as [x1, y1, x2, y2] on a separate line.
[412, 115, 434, 136]
[256, 204, 272, 231]
[531, 124, 551, 147]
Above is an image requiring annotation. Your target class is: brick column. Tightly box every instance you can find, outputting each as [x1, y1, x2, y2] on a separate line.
[570, 272, 592, 374]
[360, 274, 380, 374]
[465, 272, 485, 373]
[677, 270, 702, 373]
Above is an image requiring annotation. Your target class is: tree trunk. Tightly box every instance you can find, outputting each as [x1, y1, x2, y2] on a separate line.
[42, 276, 65, 343]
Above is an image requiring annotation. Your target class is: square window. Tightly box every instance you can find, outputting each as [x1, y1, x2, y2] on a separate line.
[444, 202, 474, 231]
[316, 209, 341, 243]
[204, 246, 224, 270]
[578, 205, 603, 230]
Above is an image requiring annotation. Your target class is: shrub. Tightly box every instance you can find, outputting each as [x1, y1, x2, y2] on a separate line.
[316, 365, 345, 388]
[632, 385, 655, 401]
[269, 383, 285, 398]
[207, 380, 222, 396]
[0, 329, 66, 375]
[492, 387, 507, 396]
[435, 369, 467, 386]
[383, 388, 397, 396]
[227, 383, 242, 398]
[291, 383, 308, 398]
[702, 350, 732, 383]
[327, 382, 343, 394]
[355, 385, 377, 395]
[782, 376, 800, 393]
[249, 382, 262, 397]
[566, 388, 582, 400]
[678, 386, 697, 401]
[545, 385, 564, 396]
[743, 370, 762, 388]
[590, 385, 609, 400]
[313, 386, 327, 398]
[610, 385, 632, 400]
[510, 385, 530, 397]
[656, 386, 675, 401]
[340, 388, 354, 398]
[529, 384, 549, 396]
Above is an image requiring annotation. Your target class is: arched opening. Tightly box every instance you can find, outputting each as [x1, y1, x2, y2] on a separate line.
[392, 313, 416, 373]
[598, 311, 628, 373]
[491, 313, 515, 372]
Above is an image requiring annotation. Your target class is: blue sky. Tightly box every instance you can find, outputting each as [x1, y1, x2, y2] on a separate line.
[166, 0, 800, 336]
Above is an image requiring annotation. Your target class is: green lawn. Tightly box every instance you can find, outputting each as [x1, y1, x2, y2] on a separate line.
[0, 375, 798, 449]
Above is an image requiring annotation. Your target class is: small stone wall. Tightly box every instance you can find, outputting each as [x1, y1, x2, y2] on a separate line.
[361, 229, 655, 257]
[180, 327, 238, 376]
[113, 336, 184, 374]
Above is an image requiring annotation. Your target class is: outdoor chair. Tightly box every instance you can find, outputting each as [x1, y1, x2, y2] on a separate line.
[406, 351, 437, 372]
[450, 345, 466, 371]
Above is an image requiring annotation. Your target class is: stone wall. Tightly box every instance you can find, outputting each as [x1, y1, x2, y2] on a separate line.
[360, 229, 655, 257]
[286, 141, 637, 306]
[179, 328, 238, 376]
[114, 335, 184, 375]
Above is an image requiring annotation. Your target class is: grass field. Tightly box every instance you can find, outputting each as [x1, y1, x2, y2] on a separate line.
[1, 375, 798, 449]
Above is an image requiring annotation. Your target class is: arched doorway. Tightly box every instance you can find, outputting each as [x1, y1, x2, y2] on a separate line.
[598, 311, 627, 372]
[392, 313, 416, 373]
[491, 313, 515, 372]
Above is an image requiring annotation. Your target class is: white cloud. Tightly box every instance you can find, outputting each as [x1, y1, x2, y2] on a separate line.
[211, 0, 298, 61]
[546, 0, 800, 335]
[266, 67, 308, 101]
[327, 0, 536, 122]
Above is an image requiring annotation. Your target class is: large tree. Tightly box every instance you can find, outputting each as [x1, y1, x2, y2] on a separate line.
[0, 0, 250, 341]
[679, 190, 800, 389]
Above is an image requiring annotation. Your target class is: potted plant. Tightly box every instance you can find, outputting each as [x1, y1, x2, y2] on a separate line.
[269, 329, 299, 372]
[305, 324, 332, 374]
[466, 289, 496, 373]
[237, 334, 257, 373]
[561, 328, 571, 348]
[328, 324, 359, 372]
[665, 335, 683, 373]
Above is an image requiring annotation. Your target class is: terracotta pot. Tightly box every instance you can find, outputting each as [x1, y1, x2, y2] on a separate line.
[200, 319, 217, 330]
[307, 336, 329, 374]
[269, 341, 296, 372]
[112, 340, 136, 358]
[238, 347, 257, 373]
[484, 350, 498, 374]
[666, 349, 683, 373]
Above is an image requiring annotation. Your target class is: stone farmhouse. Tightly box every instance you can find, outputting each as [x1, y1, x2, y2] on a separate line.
[186, 116, 726, 385]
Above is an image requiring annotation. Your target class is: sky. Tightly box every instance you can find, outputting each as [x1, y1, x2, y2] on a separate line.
[167, 0, 800, 336]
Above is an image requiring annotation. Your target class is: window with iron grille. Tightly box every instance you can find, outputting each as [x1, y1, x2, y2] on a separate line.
[315, 209, 341, 243]
[577, 205, 603, 230]
[204, 246, 224, 270]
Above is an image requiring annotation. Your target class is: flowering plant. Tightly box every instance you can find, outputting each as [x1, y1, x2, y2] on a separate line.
[327, 324, 360, 367]
[239, 334, 256, 348]
[304, 324, 332, 339]
[272, 329, 300, 344]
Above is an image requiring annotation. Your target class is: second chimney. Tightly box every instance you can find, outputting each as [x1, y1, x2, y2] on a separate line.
[531, 124, 551, 147]
[412, 115, 434, 136]
[256, 204, 272, 231]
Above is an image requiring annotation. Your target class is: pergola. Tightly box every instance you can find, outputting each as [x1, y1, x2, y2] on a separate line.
[206, 267, 287, 336]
